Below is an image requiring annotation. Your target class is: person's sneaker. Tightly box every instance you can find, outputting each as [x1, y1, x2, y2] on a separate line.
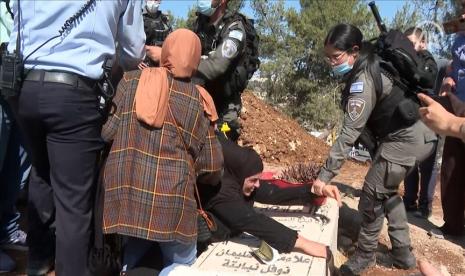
[413, 209, 432, 219]
[340, 248, 376, 275]
[0, 249, 16, 273]
[0, 229, 28, 251]
[391, 247, 416, 269]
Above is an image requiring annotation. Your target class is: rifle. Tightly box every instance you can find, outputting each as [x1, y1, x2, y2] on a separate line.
[368, 1, 387, 34]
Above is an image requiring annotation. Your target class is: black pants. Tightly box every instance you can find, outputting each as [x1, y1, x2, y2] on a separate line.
[206, 182, 310, 253]
[403, 145, 436, 211]
[15, 79, 104, 276]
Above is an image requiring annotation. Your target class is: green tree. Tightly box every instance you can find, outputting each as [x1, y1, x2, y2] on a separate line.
[169, 1, 246, 31]
[168, 6, 197, 30]
[250, 0, 460, 131]
[251, 0, 293, 102]
[252, 0, 376, 130]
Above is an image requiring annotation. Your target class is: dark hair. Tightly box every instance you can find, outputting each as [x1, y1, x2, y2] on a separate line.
[325, 24, 362, 53]
[404, 27, 425, 40]
[324, 23, 382, 97]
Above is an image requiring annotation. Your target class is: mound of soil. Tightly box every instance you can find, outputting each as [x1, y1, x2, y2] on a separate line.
[239, 91, 329, 166]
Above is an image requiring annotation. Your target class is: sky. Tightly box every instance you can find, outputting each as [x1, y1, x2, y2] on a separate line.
[160, 0, 406, 21]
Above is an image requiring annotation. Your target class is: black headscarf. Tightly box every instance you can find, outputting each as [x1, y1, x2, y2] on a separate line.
[203, 134, 263, 208]
[222, 135, 263, 184]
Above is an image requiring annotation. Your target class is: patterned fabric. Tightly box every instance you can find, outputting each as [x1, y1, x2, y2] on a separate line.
[102, 70, 223, 243]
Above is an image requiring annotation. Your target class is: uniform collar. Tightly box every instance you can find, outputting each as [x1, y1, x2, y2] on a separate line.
[144, 10, 162, 20]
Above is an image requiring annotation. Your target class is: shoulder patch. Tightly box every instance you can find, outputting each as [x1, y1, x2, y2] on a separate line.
[347, 98, 366, 121]
[228, 30, 244, 41]
[221, 39, 238, 59]
[350, 81, 364, 93]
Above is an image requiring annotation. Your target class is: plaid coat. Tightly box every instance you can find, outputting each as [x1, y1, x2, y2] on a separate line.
[102, 70, 223, 243]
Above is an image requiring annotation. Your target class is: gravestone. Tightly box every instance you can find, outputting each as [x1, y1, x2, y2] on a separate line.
[171, 198, 339, 275]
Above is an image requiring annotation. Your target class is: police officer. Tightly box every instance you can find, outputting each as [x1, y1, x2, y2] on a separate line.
[403, 27, 438, 219]
[311, 24, 437, 275]
[193, 0, 247, 141]
[6, 1, 145, 275]
[139, 0, 171, 68]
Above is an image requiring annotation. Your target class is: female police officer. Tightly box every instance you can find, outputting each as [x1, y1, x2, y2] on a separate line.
[311, 24, 437, 275]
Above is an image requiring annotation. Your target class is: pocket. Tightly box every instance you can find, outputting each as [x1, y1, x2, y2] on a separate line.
[396, 98, 420, 126]
[384, 162, 409, 189]
[423, 129, 438, 144]
[358, 191, 376, 223]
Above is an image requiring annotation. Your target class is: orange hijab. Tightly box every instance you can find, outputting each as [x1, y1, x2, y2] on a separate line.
[135, 28, 218, 128]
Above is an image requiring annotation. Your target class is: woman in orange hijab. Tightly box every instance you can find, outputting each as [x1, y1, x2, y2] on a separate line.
[101, 29, 223, 275]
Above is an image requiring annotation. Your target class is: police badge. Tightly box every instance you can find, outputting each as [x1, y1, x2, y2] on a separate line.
[221, 39, 238, 59]
[347, 98, 366, 121]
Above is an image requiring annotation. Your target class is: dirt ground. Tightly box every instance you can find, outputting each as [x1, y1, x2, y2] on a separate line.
[239, 90, 329, 166]
[334, 163, 465, 275]
[3, 91, 464, 275]
[241, 91, 464, 275]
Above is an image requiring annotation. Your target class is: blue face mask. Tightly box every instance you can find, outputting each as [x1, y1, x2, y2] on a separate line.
[196, 0, 217, 16]
[332, 61, 353, 77]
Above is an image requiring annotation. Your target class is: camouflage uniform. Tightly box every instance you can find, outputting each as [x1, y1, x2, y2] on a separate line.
[194, 11, 247, 141]
[318, 70, 437, 274]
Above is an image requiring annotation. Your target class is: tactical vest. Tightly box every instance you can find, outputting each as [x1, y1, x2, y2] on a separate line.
[195, 12, 259, 93]
[194, 13, 247, 111]
[195, 13, 244, 62]
[343, 69, 419, 140]
[143, 12, 171, 47]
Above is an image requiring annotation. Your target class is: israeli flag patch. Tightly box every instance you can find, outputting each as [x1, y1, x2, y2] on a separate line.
[350, 81, 364, 93]
[228, 30, 244, 41]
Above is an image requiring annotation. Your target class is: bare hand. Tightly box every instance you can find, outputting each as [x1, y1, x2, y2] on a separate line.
[138, 61, 149, 70]
[313, 179, 342, 207]
[440, 77, 455, 96]
[418, 260, 444, 276]
[145, 45, 162, 63]
[322, 185, 342, 207]
[312, 179, 326, 195]
[418, 93, 461, 136]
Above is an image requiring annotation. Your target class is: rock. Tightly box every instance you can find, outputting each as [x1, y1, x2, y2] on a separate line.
[289, 141, 297, 151]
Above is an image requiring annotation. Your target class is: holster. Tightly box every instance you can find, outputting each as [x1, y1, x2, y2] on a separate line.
[356, 128, 378, 158]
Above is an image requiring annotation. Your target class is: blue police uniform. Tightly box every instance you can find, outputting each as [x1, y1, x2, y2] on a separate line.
[6, 1, 145, 275]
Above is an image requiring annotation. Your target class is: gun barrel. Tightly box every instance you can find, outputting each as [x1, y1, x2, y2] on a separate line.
[369, 1, 387, 33]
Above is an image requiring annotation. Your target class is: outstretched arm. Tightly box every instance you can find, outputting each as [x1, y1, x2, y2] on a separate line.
[253, 181, 316, 205]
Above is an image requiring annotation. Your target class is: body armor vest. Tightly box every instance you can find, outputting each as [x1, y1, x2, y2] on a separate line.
[143, 12, 171, 47]
[342, 70, 419, 140]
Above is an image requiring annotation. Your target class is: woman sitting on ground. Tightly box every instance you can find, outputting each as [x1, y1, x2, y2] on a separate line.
[199, 135, 341, 271]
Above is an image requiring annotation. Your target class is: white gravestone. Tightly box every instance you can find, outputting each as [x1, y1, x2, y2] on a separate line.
[170, 198, 339, 276]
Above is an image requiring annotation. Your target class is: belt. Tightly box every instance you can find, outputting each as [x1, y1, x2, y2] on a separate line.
[24, 70, 98, 89]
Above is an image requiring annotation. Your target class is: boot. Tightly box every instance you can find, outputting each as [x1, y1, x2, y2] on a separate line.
[391, 246, 416, 269]
[339, 248, 375, 276]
